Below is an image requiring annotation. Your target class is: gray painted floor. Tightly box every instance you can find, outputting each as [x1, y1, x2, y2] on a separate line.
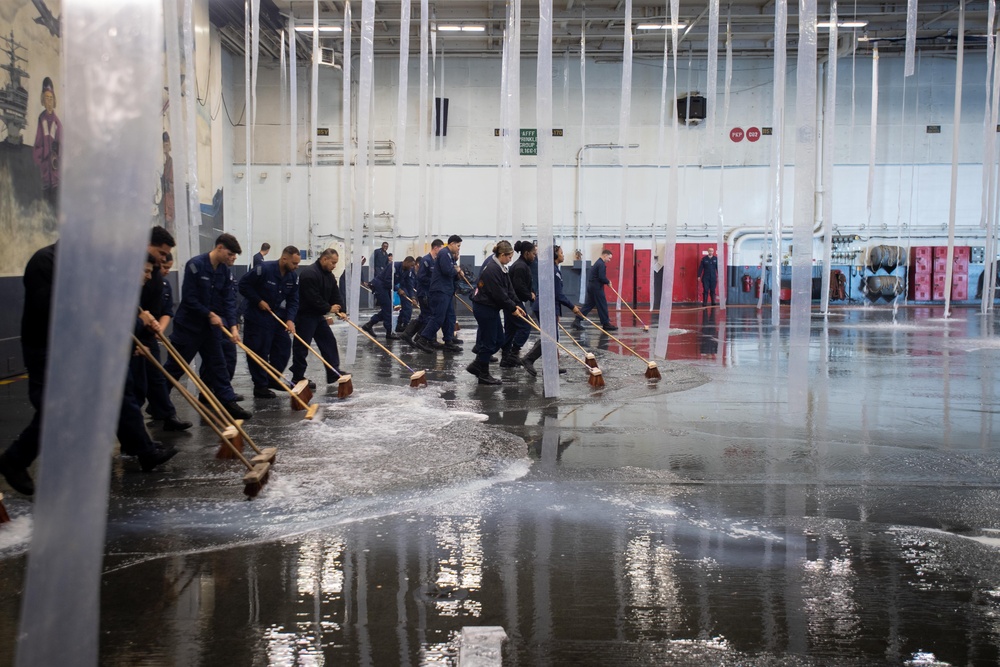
[2, 304, 1000, 665]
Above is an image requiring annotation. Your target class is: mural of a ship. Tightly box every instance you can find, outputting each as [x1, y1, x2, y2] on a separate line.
[0, 31, 29, 145]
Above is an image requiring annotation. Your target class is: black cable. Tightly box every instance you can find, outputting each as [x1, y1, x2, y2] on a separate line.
[221, 91, 247, 127]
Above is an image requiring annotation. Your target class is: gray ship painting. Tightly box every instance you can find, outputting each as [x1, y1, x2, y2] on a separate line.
[0, 31, 29, 145]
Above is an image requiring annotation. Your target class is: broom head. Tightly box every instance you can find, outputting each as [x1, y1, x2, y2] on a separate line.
[337, 374, 354, 398]
[250, 446, 277, 465]
[216, 423, 244, 460]
[305, 403, 321, 420]
[454, 321, 461, 332]
[0, 493, 9, 524]
[243, 462, 271, 498]
[588, 367, 605, 388]
[410, 370, 428, 388]
[291, 380, 313, 411]
[585, 353, 599, 368]
[645, 361, 661, 381]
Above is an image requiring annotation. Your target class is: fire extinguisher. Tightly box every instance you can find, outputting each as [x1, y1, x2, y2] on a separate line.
[754, 277, 762, 298]
[741, 274, 752, 293]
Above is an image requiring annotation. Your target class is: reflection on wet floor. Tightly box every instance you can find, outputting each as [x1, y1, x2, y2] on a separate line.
[2, 305, 1000, 665]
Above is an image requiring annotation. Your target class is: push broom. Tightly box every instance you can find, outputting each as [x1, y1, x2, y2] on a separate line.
[144, 311, 276, 463]
[339, 313, 428, 387]
[557, 320, 599, 369]
[217, 324, 321, 419]
[608, 284, 650, 331]
[148, 329, 277, 463]
[133, 338, 271, 496]
[268, 310, 353, 398]
[578, 314, 661, 380]
[517, 313, 604, 388]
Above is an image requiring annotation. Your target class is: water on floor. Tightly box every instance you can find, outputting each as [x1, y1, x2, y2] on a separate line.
[1, 305, 999, 665]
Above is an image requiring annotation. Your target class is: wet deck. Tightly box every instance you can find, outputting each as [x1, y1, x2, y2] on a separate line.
[2, 305, 1000, 665]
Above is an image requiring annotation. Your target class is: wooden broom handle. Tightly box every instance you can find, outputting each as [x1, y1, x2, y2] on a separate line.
[608, 284, 649, 326]
[578, 314, 649, 362]
[516, 313, 589, 370]
[338, 314, 416, 373]
[217, 324, 311, 410]
[268, 310, 340, 376]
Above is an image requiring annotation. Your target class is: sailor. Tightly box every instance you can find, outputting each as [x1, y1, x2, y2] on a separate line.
[395, 258, 418, 334]
[135, 227, 191, 431]
[414, 235, 465, 353]
[500, 240, 536, 367]
[364, 257, 416, 340]
[401, 239, 443, 346]
[468, 241, 526, 385]
[521, 245, 582, 376]
[164, 233, 252, 419]
[291, 248, 345, 386]
[238, 245, 301, 398]
[252, 243, 270, 268]
[574, 248, 616, 330]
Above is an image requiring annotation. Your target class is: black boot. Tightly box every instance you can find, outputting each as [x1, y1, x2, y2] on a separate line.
[401, 319, 421, 345]
[467, 359, 501, 385]
[499, 346, 521, 368]
[521, 341, 542, 377]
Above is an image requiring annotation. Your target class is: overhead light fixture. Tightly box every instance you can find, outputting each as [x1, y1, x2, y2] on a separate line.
[816, 20, 869, 28]
[437, 25, 462, 31]
[436, 24, 485, 32]
[461, 25, 485, 32]
[636, 23, 687, 30]
[294, 25, 343, 33]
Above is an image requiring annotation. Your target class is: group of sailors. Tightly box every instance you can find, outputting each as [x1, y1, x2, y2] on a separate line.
[0, 226, 628, 496]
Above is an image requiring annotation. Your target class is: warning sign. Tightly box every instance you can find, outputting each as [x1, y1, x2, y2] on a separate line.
[730, 127, 744, 142]
[746, 127, 761, 142]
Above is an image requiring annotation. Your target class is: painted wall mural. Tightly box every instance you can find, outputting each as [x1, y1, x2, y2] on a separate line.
[0, 0, 61, 276]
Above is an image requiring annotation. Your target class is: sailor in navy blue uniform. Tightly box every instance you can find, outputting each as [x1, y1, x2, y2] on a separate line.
[500, 240, 536, 367]
[402, 239, 443, 346]
[164, 233, 251, 419]
[468, 241, 526, 384]
[238, 245, 301, 398]
[252, 242, 270, 268]
[395, 259, 418, 332]
[363, 257, 416, 339]
[521, 245, 582, 376]
[291, 248, 345, 385]
[414, 235, 465, 352]
[574, 248, 616, 330]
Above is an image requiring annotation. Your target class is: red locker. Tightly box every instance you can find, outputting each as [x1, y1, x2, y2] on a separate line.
[603, 243, 634, 303]
[952, 275, 969, 300]
[955, 246, 971, 261]
[933, 246, 949, 260]
[634, 249, 652, 305]
[672, 243, 727, 303]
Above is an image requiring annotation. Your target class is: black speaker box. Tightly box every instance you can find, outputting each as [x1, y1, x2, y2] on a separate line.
[677, 95, 707, 122]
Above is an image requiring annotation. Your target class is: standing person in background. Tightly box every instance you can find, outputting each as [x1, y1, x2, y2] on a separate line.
[33, 77, 61, 210]
[414, 235, 465, 353]
[372, 241, 390, 278]
[521, 245, 583, 377]
[395, 258, 418, 334]
[252, 243, 270, 269]
[363, 256, 416, 340]
[500, 240, 536, 367]
[159, 132, 174, 228]
[401, 239, 443, 346]
[291, 248, 345, 387]
[165, 233, 251, 420]
[698, 246, 719, 306]
[239, 246, 301, 398]
[469, 241, 526, 385]
[574, 248, 616, 331]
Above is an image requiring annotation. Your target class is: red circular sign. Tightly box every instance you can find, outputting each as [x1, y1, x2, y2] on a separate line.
[746, 126, 761, 142]
[730, 127, 744, 142]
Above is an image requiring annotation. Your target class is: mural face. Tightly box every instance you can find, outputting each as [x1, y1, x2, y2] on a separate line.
[0, 0, 61, 276]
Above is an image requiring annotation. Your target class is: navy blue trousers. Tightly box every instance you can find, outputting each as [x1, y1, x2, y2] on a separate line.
[165, 324, 239, 402]
[421, 291, 456, 342]
[243, 315, 291, 389]
[398, 296, 413, 328]
[366, 287, 393, 333]
[132, 339, 177, 420]
[502, 304, 531, 353]
[291, 314, 341, 383]
[118, 362, 160, 457]
[473, 302, 504, 364]
[579, 284, 610, 326]
[2, 345, 45, 467]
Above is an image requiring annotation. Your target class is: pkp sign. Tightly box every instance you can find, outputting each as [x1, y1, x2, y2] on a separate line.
[730, 127, 744, 142]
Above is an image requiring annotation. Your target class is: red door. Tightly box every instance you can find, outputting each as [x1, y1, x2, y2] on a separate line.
[634, 249, 651, 305]
[672, 244, 701, 302]
[603, 243, 634, 303]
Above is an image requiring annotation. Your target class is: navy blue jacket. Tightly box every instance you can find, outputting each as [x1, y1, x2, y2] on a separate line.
[588, 257, 611, 289]
[472, 257, 520, 313]
[21, 243, 56, 348]
[160, 275, 175, 319]
[239, 259, 300, 323]
[430, 249, 459, 295]
[509, 257, 533, 303]
[252, 251, 265, 268]
[698, 254, 719, 283]
[533, 265, 576, 316]
[297, 261, 343, 319]
[174, 252, 236, 331]
[416, 252, 435, 298]
[373, 261, 415, 294]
